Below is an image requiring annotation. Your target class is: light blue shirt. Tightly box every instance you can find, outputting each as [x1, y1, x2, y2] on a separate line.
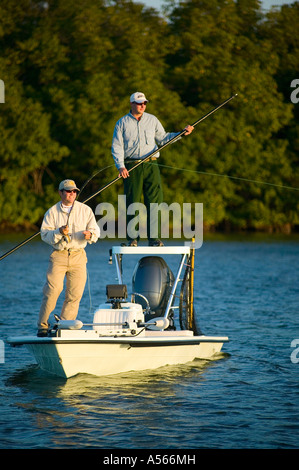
[111, 111, 179, 170]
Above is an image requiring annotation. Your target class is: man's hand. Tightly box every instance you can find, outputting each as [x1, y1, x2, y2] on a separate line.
[59, 225, 69, 236]
[83, 230, 92, 240]
[184, 125, 194, 135]
[118, 167, 129, 179]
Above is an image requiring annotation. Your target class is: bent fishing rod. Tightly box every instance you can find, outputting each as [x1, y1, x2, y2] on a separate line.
[0, 93, 237, 261]
[0, 166, 115, 261]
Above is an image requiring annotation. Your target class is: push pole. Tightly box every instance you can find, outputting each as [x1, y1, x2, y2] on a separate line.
[0, 94, 237, 261]
[189, 238, 195, 330]
[83, 94, 238, 204]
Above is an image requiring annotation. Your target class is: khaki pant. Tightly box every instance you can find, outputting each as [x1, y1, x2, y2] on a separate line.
[38, 249, 87, 330]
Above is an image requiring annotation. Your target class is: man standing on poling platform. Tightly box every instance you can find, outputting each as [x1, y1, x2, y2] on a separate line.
[111, 92, 194, 247]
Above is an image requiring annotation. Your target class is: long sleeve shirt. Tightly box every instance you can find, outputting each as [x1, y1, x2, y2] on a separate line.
[40, 201, 101, 251]
[111, 111, 180, 170]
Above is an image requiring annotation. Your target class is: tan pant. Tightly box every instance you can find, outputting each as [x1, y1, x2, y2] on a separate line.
[38, 249, 87, 330]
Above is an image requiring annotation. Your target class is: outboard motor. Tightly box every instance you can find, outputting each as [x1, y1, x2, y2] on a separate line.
[132, 256, 174, 322]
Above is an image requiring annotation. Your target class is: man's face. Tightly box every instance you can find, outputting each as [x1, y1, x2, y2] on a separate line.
[131, 101, 147, 117]
[59, 189, 77, 206]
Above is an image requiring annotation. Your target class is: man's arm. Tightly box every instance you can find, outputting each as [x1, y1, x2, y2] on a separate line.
[40, 207, 66, 247]
[84, 207, 101, 244]
[111, 121, 126, 170]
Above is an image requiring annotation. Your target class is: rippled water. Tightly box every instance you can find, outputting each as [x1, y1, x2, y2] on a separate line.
[0, 235, 299, 449]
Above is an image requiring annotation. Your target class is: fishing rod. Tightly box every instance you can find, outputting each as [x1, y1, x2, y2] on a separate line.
[0, 94, 237, 261]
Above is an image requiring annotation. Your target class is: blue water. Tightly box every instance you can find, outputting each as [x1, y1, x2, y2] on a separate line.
[0, 235, 299, 449]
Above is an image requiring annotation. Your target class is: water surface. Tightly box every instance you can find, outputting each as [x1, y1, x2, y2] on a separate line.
[0, 235, 298, 449]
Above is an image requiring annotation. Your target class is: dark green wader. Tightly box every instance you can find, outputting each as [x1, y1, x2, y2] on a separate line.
[123, 160, 163, 243]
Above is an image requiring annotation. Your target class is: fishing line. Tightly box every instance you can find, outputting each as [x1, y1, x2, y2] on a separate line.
[86, 267, 94, 315]
[0, 95, 241, 261]
[63, 164, 115, 241]
[156, 163, 299, 192]
[77, 164, 115, 200]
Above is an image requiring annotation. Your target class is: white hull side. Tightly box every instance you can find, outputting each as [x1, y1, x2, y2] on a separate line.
[25, 337, 226, 378]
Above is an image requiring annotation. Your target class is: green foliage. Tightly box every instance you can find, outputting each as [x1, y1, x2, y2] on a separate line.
[0, 0, 298, 232]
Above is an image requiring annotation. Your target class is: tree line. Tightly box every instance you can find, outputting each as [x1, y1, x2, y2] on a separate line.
[0, 0, 298, 233]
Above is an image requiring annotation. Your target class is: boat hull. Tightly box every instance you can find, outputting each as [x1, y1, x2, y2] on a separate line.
[8, 333, 228, 378]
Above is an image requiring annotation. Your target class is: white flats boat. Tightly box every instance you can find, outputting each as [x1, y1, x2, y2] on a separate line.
[7, 244, 229, 378]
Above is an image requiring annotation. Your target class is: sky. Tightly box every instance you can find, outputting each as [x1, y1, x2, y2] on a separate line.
[134, 0, 295, 12]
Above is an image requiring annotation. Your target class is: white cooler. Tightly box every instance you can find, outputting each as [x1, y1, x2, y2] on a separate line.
[92, 302, 144, 335]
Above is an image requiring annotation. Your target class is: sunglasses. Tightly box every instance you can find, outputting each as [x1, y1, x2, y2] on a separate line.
[64, 189, 78, 193]
[135, 102, 147, 106]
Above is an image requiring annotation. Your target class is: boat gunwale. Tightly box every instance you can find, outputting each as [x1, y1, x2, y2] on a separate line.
[7, 335, 229, 347]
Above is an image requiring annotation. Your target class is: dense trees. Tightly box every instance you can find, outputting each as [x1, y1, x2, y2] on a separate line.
[0, 0, 298, 232]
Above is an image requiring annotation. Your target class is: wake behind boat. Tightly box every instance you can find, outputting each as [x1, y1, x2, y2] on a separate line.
[7, 244, 229, 378]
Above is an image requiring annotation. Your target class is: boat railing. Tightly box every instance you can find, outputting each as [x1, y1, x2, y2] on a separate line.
[111, 245, 191, 323]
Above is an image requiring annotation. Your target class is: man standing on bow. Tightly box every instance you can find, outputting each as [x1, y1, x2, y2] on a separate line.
[37, 179, 101, 337]
[112, 92, 194, 247]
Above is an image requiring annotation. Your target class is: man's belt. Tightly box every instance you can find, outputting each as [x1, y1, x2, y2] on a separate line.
[55, 248, 84, 253]
[125, 156, 157, 163]
[64, 248, 84, 252]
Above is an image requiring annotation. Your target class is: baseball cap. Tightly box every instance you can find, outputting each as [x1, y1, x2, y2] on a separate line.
[59, 179, 80, 191]
[130, 92, 148, 104]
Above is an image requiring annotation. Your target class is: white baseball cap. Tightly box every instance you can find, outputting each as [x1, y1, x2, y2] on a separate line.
[59, 179, 80, 191]
[130, 92, 148, 104]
